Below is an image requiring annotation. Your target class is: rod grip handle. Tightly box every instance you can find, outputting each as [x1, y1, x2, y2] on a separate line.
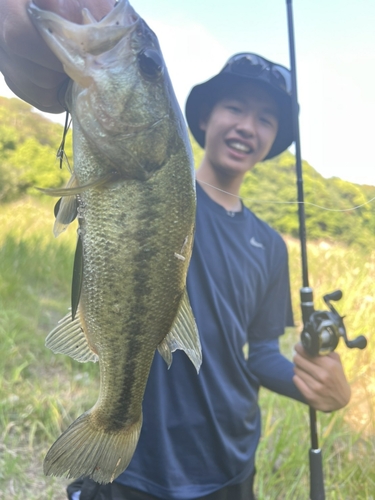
[309, 449, 325, 500]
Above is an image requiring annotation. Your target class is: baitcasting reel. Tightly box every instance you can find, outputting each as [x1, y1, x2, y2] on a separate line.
[300, 287, 367, 356]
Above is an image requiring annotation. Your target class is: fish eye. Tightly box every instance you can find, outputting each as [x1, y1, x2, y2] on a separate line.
[138, 49, 163, 78]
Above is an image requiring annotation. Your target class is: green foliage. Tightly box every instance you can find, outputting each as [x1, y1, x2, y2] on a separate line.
[240, 152, 375, 250]
[0, 97, 71, 202]
[0, 199, 95, 498]
[1, 95, 375, 248]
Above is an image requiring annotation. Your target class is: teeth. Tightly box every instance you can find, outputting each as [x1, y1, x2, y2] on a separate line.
[227, 140, 251, 153]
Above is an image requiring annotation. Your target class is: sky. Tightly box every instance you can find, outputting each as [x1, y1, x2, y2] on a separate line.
[1, 0, 375, 185]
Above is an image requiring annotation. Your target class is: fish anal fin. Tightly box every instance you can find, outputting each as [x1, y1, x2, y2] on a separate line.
[157, 290, 202, 372]
[46, 311, 98, 363]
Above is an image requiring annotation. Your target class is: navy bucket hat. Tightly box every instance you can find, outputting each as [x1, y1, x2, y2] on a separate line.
[185, 53, 295, 160]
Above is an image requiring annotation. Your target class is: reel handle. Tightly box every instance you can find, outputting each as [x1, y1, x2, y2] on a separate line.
[323, 290, 342, 302]
[300, 288, 367, 356]
[345, 335, 367, 350]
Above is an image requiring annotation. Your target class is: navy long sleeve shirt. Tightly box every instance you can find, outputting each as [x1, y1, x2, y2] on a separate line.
[116, 183, 304, 499]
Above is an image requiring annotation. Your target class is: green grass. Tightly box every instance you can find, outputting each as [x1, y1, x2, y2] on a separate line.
[0, 198, 374, 499]
[0, 198, 98, 499]
[255, 239, 375, 499]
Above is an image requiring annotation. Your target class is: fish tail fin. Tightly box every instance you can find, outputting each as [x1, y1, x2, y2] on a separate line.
[44, 411, 142, 484]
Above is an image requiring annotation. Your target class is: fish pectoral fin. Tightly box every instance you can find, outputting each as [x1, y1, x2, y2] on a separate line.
[37, 171, 117, 198]
[157, 290, 202, 373]
[53, 172, 79, 237]
[46, 310, 98, 363]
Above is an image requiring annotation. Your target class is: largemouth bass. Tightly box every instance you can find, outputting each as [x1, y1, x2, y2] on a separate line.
[28, 0, 201, 484]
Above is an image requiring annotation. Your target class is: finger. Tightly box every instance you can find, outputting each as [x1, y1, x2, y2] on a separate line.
[293, 375, 331, 411]
[294, 356, 344, 395]
[293, 352, 326, 384]
[1, 71, 68, 114]
[326, 351, 340, 362]
[0, 45, 69, 111]
[0, 47, 66, 90]
[294, 360, 336, 390]
[293, 365, 325, 394]
[293, 374, 319, 406]
[294, 372, 350, 412]
[0, 0, 114, 72]
[0, 5, 63, 72]
[293, 370, 334, 409]
[3, 75, 67, 113]
[294, 342, 314, 359]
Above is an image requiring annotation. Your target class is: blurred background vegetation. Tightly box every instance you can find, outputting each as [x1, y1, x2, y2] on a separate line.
[2, 95, 375, 250]
[0, 97, 374, 498]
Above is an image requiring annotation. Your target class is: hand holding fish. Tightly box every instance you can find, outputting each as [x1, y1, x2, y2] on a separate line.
[0, 0, 113, 112]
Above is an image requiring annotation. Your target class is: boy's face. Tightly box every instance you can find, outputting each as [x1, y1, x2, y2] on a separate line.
[199, 81, 279, 178]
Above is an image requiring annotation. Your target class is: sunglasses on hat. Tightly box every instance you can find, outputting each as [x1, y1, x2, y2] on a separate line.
[223, 53, 292, 95]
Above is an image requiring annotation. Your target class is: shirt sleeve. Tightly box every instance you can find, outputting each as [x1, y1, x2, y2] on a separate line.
[248, 236, 294, 341]
[248, 338, 306, 403]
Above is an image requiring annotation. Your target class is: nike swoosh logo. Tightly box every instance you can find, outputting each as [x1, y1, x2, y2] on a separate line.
[250, 237, 264, 249]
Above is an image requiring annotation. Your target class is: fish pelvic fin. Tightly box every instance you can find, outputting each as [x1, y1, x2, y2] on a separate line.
[44, 411, 142, 484]
[46, 310, 98, 363]
[157, 289, 202, 373]
[53, 172, 79, 237]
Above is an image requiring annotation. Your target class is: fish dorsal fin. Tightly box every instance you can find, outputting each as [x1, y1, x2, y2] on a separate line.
[157, 290, 202, 373]
[71, 234, 83, 321]
[46, 310, 98, 363]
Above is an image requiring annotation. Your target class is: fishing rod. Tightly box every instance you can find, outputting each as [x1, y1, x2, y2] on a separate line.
[285, 1, 367, 499]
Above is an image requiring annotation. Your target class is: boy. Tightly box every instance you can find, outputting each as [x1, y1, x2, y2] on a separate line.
[100, 53, 349, 500]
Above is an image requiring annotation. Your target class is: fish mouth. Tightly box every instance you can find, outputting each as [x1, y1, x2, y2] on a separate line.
[28, 0, 140, 61]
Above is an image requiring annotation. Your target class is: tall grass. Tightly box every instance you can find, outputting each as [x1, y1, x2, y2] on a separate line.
[0, 198, 97, 499]
[0, 198, 374, 499]
[255, 238, 375, 499]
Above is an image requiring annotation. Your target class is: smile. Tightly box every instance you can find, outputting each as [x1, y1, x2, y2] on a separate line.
[226, 140, 253, 154]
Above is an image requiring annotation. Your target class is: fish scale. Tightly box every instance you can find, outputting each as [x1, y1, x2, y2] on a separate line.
[29, 0, 201, 484]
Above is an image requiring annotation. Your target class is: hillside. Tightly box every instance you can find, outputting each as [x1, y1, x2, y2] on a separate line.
[241, 152, 375, 248]
[0, 97, 72, 202]
[1, 95, 375, 249]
